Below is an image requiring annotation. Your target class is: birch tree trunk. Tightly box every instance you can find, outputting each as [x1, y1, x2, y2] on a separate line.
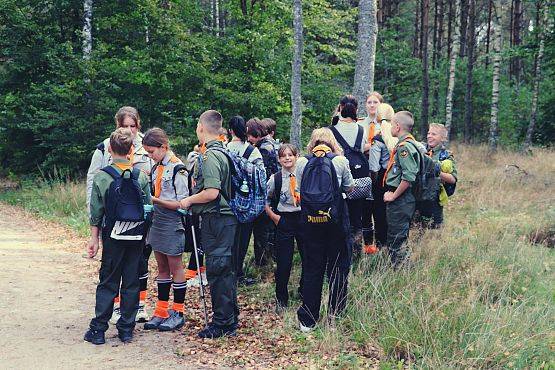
[522, 4, 552, 152]
[353, 0, 378, 116]
[290, 0, 303, 148]
[82, 0, 92, 61]
[445, 0, 460, 141]
[489, 1, 501, 152]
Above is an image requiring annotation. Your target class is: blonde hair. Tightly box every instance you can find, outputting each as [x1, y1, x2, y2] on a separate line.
[115, 106, 141, 130]
[366, 91, 384, 103]
[377, 103, 395, 122]
[429, 123, 448, 141]
[109, 128, 134, 155]
[306, 128, 343, 155]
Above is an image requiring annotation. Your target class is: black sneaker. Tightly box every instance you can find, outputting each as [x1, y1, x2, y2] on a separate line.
[84, 329, 105, 345]
[118, 330, 133, 343]
[198, 324, 237, 339]
[144, 315, 167, 330]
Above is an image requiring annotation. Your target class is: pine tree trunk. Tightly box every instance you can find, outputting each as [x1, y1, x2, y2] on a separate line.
[413, 0, 420, 57]
[353, 0, 378, 116]
[489, 1, 501, 152]
[522, 4, 551, 152]
[420, 0, 430, 138]
[446, 0, 453, 57]
[511, 0, 522, 84]
[290, 0, 303, 148]
[445, 0, 460, 141]
[463, 0, 475, 143]
[459, 0, 468, 57]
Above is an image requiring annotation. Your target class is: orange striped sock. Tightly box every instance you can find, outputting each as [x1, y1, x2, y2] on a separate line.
[114, 296, 120, 304]
[153, 301, 170, 318]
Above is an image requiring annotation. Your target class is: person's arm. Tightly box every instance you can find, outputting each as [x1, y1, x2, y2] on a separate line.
[384, 180, 410, 202]
[87, 226, 100, 258]
[180, 151, 221, 209]
[88, 177, 104, 258]
[264, 175, 280, 224]
[180, 188, 219, 209]
[383, 146, 418, 202]
[440, 172, 457, 184]
[265, 205, 280, 225]
[338, 157, 355, 193]
[86, 148, 104, 212]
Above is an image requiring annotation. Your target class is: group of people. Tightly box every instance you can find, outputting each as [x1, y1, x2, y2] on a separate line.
[83, 91, 458, 345]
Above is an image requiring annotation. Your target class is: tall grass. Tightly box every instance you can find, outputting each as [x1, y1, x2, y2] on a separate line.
[0, 145, 553, 368]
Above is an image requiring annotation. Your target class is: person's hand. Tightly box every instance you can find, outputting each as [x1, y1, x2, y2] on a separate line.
[383, 191, 396, 203]
[180, 197, 192, 210]
[151, 196, 160, 205]
[87, 238, 100, 258]
[272, 214, 281, 226]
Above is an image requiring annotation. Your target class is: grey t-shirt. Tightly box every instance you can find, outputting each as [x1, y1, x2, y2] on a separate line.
[295, 155, 354, 193]
[267, 169, 301, 213]
[333, 118, 368, 152]
[226, 140, 263, 162]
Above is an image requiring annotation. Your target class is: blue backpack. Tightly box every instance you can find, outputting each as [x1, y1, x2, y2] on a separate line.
[101, 166, 146, 242]
[204, 147, 267, 223]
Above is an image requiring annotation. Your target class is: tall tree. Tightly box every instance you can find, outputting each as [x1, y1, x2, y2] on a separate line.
[82, 0, 92, 62]
[489, 1, 501, 152]
[522, 3, 551, 152]
[420, 0, 430, 137]
[459, 0, 468, 57]
[509, 0, 522, 84]
[290, 0, 303, 148]
[484, 0, 493, 68]
[432, 0, 444, 116]
[445, 0, 460, 140]
[353, 0, 378, 116]
[463, 0, 475, 142]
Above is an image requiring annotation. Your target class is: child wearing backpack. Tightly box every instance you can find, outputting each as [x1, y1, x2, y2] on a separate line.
[247, 117, 279, 267]
[139, 128, 189, 332]
[180, 110, 239, 339]
[383, 111, 421, 268]
[416, 123, 458, 228]
[227, 116, 263, 286]
[264, 144, 304, 311]
[86, 106, 153, 324]
[328, 95, 369, 258]
[296, 128, 354, 332]
[84, 127, 151, 345]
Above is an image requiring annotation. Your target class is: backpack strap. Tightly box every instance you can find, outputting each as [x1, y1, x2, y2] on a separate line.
[271, 171, 282, 211]
[101, 165, 120, 179]
[96, 141, 105, 154]
[330, 125, 361, 153]
[353, 125, 364, 152]
[243, 144, 255, 160]
[149, 163, 158, 196]
[372, 133, 385, 144]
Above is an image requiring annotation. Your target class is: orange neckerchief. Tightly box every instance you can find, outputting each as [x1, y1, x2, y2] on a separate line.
[218, 134, 227, 143]
[382, 134, 416, 187]
[312, 144, 331, 157]
[288, 173, 301, 206]
[127, 144, 135, 164]
[154, 154, 180, 197]
[368, 122, 376, 144]
[114, 161, 133, 171]
[199, 143, 207, 154]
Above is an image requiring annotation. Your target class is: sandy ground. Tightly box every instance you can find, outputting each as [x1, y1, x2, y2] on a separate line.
[0, 204, 195, 370]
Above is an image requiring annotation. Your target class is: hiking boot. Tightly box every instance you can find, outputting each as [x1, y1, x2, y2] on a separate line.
[118, 330, 133, 343]
[135, 302, 148, 323]
[144, 315, 167, 330]
[158, 311, 185, 332]
[109, 304, 121, 325]
[299, 322, 314, 333]
[198, 324, 237, 339]
[84, 329, 105, 345]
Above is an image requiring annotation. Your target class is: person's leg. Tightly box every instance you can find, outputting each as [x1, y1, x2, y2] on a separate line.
[152, 252, 171, 318]
[292, 213, 305, 299]
[233, 221, 253, 280]
[117, 245, 142, 335]
[373, 184, 388, 248]
[431, 200, 444, 228]
[361, 199, 374, 246]
[297, 225, 327, 328]
[274, 215, 295, 307]
[346, 199, 364, 258]
[252, 214, 269, 266]
[326, 227, 350, 319]
[201, 214, 238, 330]
[157, 254, 186, 331]
[89, 237, 125, 333]
[386, 192, 416, 267]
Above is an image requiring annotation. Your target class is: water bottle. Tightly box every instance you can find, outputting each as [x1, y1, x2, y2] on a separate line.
[143, 204, 153, 220]
[239, 180, 249, 195]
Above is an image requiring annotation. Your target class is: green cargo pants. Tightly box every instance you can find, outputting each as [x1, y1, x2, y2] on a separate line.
[386, 190, 416, 267]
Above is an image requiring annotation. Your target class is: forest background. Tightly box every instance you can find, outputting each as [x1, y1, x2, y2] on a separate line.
[0, 0, 553, 175]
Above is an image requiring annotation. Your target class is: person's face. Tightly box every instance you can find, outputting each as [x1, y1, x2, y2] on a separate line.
[247, 134, 259, 145]
[120, 116, 139, 137]
[427, 127, 444, 148]
[278, 148, 297, 171]
[196, 121, 204, 143]
[366, 96, 381, 117]
[143, 144, 167, 163]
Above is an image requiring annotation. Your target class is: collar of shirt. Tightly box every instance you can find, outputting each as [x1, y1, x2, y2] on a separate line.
[113, 158, 132, 170]
[206, 140, 224, 149]
[282, 169, 294, 177]
[161, 151, 173, 166]
[397, 133, 412, 143]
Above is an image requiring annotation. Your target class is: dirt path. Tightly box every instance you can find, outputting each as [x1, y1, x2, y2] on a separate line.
[0, 204, 192, 370]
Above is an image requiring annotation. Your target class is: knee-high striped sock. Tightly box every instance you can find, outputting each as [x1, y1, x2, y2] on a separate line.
[153, 278, 172, 318]
[172, 281, 187, 317]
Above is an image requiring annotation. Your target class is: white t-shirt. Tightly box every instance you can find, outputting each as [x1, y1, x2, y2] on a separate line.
[226, 140, 263, 162]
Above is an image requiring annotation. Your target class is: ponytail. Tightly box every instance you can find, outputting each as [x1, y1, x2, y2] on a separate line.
[339, 95, 358, 121]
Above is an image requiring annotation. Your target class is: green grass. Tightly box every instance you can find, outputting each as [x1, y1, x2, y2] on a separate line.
[0, 144, 554, 368]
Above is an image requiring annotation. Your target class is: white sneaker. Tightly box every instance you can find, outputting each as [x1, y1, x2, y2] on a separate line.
[299, 322, 314, 333]
[135, 302, 149, 322]
[109, 304, 121, 324]
[186, 274, 208, 288]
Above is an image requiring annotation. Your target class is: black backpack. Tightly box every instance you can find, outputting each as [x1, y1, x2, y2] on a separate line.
[403, 141, 441, 202]
[300, 153, 345, 227]
[101, 166, 146, 242]
[330, 125, 370, 179]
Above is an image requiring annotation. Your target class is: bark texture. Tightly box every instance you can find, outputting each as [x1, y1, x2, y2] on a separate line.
[290, 0, 303, 148]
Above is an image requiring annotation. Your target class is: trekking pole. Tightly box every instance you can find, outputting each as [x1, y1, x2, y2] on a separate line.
[177, 209, 209, 327]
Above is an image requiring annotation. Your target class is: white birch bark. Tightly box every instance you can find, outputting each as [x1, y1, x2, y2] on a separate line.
[290, 0, 303, 148]
[82, 0, 93, 61]
[488, 1, 501, 152]
[353, 0, 378, 116]
[445, 0, 460, 140]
